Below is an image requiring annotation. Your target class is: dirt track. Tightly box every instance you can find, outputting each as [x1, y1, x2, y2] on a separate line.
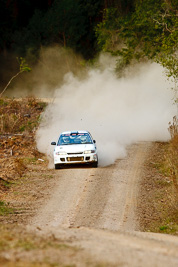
[29, 142, 178, 266]
[31, 142, 149, 231]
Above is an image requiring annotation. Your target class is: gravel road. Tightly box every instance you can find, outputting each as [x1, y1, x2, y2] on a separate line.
[30, 142, 178, 266]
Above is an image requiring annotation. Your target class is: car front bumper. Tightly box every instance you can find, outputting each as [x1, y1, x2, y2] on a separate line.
[54, 153, 98, 165]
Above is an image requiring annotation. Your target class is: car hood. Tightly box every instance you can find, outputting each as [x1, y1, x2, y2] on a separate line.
[54, 144, 96, 153]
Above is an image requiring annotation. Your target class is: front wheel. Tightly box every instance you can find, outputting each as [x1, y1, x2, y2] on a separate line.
[92, 161, 98, 168]
[55, 164, 62, 169]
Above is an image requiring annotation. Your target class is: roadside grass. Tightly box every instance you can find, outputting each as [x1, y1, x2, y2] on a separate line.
[0, 179, 13, 189]
[22, 157, 39, 165]
[146, 146, 178, 235]
[159, 223, 178, 234]
[167, 116, 178, 194]
[42, 174, 54, 179]
[157, 116, 178, 235]
[138, 116, 178, 235]
[0, 201, 14, 216]
[0, 97, 46, 187]
[0, 97, 47, 134]
[0, 263, 54, 267]
[0, 97, 48, 225]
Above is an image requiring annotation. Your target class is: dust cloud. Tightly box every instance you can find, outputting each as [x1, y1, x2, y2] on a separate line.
[36, 55, 176, 167]
[4, 46, 84, 97]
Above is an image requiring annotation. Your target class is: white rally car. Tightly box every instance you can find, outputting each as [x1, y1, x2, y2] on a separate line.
[51, 130, 98, 169]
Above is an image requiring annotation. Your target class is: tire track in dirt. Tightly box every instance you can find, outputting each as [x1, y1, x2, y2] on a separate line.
[70, 166, 113, 228]
[70, 142, 152, 231]
[119, 142, 152, 231]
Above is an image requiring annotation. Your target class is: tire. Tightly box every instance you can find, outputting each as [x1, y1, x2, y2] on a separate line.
[55, 164, 61, 169]
[92, 161, 98, 168]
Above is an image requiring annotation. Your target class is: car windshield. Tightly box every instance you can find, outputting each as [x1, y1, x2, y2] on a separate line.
[58, 133, 93, 145]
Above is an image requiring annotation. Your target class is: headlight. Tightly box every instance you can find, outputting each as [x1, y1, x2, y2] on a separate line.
[55, 152, 66, 155]
[84, 150, 95, 154]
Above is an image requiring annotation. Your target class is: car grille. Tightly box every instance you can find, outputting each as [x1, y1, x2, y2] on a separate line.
[67, 152, 83, 155]
[67, 157, 84, 162]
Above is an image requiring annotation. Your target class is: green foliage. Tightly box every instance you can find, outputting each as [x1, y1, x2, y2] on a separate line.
[10, 0, 103, 59]
[18, 57, 31, 72]
[46, 0, 87, 45]
[159, 223, 178, 234]
[0, 57, 31, 97]
[96, 0, 178, 80]
[159, 225, 168, 231]
[0, 0, 177, 79]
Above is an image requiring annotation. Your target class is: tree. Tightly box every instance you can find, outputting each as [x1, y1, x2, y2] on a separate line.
[0, 58, 31, 97]
[10, 0, 104, 59]
[96, 0, 177, 81]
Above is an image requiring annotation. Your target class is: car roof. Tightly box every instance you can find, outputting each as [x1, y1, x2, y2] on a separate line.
[61, 130, 89, 135]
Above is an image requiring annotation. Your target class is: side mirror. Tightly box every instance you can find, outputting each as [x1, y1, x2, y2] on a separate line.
[51, 142, 56, 145]
[93, 140, 96, 143]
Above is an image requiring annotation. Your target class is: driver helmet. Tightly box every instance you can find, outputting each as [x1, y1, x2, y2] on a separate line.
[80, 136, 87, 143]
[63, 136, 70, 143]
